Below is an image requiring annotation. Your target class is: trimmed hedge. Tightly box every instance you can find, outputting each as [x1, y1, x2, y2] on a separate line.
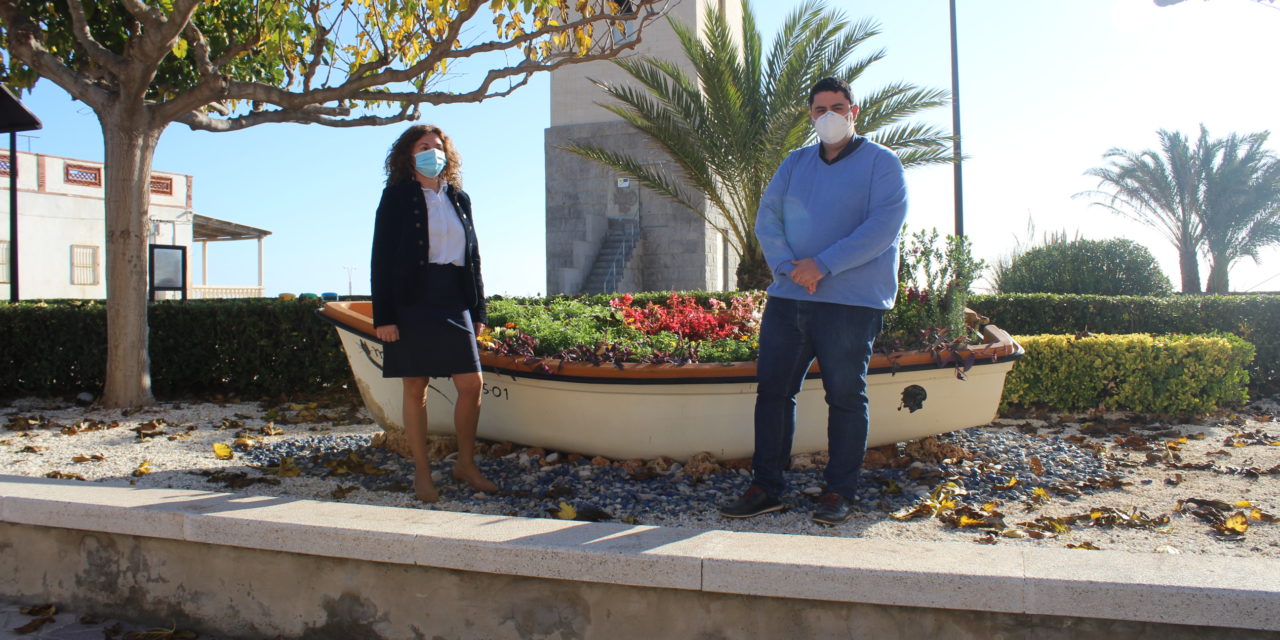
[0, 299, 351, 398]
[1002, 333, 1255, 415]
[0, 295, 1266, 416]
[971, 293, 1280, 394]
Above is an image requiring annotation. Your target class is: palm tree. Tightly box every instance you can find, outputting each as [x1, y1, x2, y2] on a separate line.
[1081, 128, 1211, 293]
[564, 0, 951, 290]
[1200, 131, 1280, 293]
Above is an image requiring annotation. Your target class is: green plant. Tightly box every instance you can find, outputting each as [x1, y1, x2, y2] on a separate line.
[1080, 127, 1209, 293]
[882, 229, 984, 351]
[968, 293, 1280, 394]
[1001, 333, 1254, 415]
[563, 0, 951, 288]
[1199, 129, 1280, 293]
[995, 238, 1173, 296]
[0, 299, 351, 400]
[0, 0, 670, 407]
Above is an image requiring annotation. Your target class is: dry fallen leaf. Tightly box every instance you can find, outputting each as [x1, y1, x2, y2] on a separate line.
[44, 471, 87, 481]
[213, 443, 234, 460]
[19, 604, 56, 616]
[1067, 541, 1101, 550]
[1219, 512, 1249, 535]
[12, 616, 56, 634]
[132, 461, 153, 477]
[331, 485, 360, 499]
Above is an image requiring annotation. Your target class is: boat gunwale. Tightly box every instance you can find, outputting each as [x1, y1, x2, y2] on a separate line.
[317, 301, 1023, 384]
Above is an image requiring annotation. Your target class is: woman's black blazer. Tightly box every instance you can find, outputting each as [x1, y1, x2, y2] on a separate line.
[370, 179, 487, 327]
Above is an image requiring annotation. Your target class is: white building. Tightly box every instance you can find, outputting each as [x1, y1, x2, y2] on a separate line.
[0, 149, 269, 300]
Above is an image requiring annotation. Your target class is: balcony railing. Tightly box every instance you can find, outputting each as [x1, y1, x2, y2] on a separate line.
[190, 285, 265, 299]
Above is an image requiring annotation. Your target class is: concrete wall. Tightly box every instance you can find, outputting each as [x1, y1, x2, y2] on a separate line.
[1, 477, 1277, 639]
[545, 0, 745, 294]
[7, 521, 1277, 640]
[0, 150, 192, 300]
[545, 121, 723, 294]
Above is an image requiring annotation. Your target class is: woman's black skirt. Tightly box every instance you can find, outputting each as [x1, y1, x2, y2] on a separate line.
[380, 264, 482, 379]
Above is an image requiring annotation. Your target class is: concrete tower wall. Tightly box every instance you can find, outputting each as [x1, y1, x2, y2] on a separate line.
[545, 0, 744, 295]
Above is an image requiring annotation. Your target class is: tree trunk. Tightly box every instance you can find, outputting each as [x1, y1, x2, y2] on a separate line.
[1205, 257, 1230, 294]
[99, 109, 163, 408]
[1178, 244, 1202, 294]
[735, 248, 772, 291]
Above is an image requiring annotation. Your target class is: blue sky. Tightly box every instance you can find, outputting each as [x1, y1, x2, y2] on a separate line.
[13, 0, 1280, 296]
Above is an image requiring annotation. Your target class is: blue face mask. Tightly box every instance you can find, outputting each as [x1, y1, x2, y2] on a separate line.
[414, 148, 447, 178]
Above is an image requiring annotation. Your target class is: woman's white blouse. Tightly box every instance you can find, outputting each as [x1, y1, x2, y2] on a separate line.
[422, 184, 466, 266]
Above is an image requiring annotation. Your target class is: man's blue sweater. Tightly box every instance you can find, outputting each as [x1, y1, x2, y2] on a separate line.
[755, 138, 908, 310]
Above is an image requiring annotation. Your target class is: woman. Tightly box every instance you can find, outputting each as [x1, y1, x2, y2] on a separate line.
[370, 124, 496, 502]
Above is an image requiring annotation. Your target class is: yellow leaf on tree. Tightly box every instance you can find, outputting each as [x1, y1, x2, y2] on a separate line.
[213, 443, 234, 460]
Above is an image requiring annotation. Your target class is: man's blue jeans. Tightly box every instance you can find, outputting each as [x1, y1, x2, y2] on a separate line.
[751, 297, 884, 501]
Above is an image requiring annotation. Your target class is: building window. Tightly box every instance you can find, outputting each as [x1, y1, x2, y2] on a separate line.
[71, 245, 100, 285]
[0, 154, 10, 176]
[150, 175, 173, 195]
[0, 240, 9, 284]
[65, 163, 102, 187]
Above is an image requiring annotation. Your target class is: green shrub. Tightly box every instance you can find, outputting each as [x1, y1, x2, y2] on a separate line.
[996, 238, 1173, 296]
[969, 293, 1280, 394]
[1002, 333, 1254, 415]
[883, 230, 984, 349]
[0, 299, 350, 399]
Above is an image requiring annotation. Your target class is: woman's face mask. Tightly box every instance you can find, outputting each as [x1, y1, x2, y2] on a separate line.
[414, 148, 447, 178]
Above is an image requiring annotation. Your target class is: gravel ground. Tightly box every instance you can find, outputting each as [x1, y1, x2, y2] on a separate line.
[2, 394, 1278, 558]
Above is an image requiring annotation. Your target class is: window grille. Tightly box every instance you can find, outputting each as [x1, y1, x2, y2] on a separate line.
[150, 176, 173, 195]
[71, 245, 100, 285]
[65, 163, 102, 187]
[0, 154, 10, 176]
[0, 240, 9, 284]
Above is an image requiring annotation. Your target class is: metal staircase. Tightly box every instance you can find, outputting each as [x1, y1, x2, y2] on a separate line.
[579, 218, 640, 294]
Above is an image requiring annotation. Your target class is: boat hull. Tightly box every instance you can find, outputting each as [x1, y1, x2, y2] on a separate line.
[323, 302, 1022, 460]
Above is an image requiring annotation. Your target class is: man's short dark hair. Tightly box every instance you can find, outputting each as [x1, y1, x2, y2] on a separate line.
[808, 77, 853, 106]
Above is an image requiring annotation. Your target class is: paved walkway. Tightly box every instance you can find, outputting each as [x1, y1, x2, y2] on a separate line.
[0, 599, 232, 640]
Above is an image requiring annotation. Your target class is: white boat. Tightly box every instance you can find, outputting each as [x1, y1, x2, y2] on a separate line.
[319, 301, 1023, 460]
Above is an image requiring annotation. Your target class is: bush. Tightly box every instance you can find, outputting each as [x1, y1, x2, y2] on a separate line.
[0, 299, 351, 399]
[996, 238, 1173, 296]
[969, 293, 1280, 394]
[883, 229, 984, 350]
[1002, 333, 1254, 415]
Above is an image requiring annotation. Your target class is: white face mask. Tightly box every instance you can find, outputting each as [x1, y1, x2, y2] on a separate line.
[813, 111, 853, 145]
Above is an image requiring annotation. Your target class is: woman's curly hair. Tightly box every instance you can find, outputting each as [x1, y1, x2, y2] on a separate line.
[385, 124, 463, 188]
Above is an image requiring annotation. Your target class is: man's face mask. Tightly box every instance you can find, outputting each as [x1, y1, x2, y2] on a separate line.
[813, 111, 852, 145]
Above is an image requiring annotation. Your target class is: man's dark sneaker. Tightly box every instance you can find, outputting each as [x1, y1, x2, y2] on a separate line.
[719, 485, 784, 518]
[811, 492, 855, 525]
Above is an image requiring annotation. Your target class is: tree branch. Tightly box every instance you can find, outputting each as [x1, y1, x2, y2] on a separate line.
[0, 2, 113, 110]
[130, 0, 204, 71]
[60, 0, 131, 74]
[176, 102, 416, 132]
[115, 0, 164, 30]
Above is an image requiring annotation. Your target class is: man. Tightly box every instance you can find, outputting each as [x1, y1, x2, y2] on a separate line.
[720, 77, 908, 525]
